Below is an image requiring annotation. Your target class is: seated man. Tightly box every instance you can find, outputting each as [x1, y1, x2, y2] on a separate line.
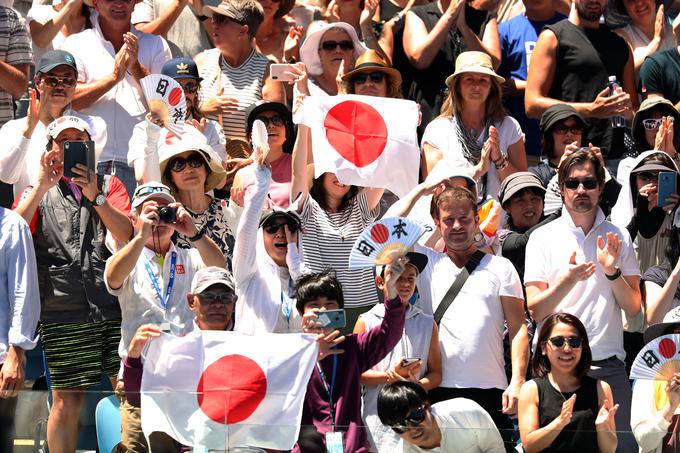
[377, 381, 504, 453]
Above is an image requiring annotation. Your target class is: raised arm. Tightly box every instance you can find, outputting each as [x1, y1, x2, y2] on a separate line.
[402, 1, 460, 70]
[644, 262, 680, 325]
[290, 123, 312, 212]
[134, 0, 188, 36]
[28, 0, 84, 48]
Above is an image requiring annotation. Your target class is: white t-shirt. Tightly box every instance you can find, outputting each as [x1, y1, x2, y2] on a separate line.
[26, 5, 67, 64]
[397, 398, 505, 453]
[524, 209, 641, 361]
[416, 246, 524, 389]
[421, 115, 524, 202]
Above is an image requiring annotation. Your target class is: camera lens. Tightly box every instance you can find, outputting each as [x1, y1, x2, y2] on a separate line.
[158, 206, 177, 223]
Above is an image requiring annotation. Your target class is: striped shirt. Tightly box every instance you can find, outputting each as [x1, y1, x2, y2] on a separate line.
[0, 6, 32, 127]
[300, 190, 380, 308]
[198, 48, 269, 141]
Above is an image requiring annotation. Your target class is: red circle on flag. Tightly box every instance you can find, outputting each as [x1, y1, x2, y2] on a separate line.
[168, 87, 182, 107]
[196, 354, 267, 424]
[370, 224, 389, 244]
[324, 100, 388, 168]
[659, 338, 676, 359]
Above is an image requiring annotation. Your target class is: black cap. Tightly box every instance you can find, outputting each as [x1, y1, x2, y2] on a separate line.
[37, 50, 77, 76]
[245, 100, 295, 154]
[161, 57, 202, 81]
[539, 104, 586, 135]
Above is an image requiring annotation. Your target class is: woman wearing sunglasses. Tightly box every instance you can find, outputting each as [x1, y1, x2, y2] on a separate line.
[630, 97, 680, 158]
[340, 49, 403, 99]
[518, 312, 619, 453]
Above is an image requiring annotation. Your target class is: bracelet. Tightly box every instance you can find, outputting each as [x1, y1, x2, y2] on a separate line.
[493, 157, 508, 171]
[605, 267, 622, 281]
[187, 227, 205, 242]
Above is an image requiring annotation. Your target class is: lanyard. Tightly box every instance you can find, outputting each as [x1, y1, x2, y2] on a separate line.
[317, 354, 338, 432]
[143, 251, 176, 311]
[280, 277, 295, 324]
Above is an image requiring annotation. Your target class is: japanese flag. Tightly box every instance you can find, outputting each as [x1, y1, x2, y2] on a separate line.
[294, 94, 420, 197]
[140, 331, 318, 450]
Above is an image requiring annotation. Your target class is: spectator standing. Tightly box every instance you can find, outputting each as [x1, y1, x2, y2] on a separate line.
[525, 148, 641, 453]
[12, 116, 133, 453]
[639, 16, 680, 105]
[0, 207, 39, 453]
[252, 0, 296, 63]
[26, 0, 91, 64]
[62, 0, 171, 197]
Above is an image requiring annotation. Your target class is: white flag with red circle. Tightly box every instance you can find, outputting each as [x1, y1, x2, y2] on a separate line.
[294, 94, 420, 197]
[140, 331, 318, 450]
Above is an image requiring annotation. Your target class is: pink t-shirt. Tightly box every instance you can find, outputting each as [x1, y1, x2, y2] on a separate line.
[240, 153, 292, 208]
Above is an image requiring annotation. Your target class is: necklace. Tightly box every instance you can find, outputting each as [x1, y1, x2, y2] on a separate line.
[322, 200, 354, 242]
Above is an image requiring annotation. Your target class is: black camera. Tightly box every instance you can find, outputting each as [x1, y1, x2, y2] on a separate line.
[158, 206, 177, 223]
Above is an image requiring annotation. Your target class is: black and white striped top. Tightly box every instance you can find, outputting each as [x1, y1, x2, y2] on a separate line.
[198, 48, 269, 141]
[0, 7, 32, 127]
[300, 190, 380, 309]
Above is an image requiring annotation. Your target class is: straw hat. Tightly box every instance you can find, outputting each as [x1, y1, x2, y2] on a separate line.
[445, 51, 504, 87]
[341, 49, 402, 85]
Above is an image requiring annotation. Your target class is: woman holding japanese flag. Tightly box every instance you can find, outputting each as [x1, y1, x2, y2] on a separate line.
[421, 51, 527, 204]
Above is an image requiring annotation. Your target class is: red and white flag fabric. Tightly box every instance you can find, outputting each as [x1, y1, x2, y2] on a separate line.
[140, 331, 318, 450]
[294, 94, 420, 197]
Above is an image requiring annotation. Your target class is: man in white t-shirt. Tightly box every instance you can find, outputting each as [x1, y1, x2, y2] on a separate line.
[377, 381, 505, 453]
[524, 147, 641, 453]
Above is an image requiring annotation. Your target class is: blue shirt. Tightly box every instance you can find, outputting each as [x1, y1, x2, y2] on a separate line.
[499, 13, 566, 156]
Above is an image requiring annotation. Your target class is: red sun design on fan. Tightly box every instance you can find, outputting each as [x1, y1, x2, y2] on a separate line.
[168, 87, 183, 107]
[324, 101, 388, 168]
[659, 338, 677, 359]
[196, 354, 267, 424]
[370, 224, 389, 243]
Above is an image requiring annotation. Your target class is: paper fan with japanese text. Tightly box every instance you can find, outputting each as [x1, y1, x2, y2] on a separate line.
[141, 74, 186, 136]
[348, 217, 431, 269]
[631, 334, 680, 380]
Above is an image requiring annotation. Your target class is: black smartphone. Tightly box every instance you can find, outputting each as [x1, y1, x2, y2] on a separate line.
[63, 140, 95, 180]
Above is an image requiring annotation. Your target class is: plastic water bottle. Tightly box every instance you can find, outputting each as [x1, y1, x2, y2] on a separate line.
[608, 75, 626, 128]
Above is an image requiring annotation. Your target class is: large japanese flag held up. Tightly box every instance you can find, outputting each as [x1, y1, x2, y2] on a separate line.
[140, 331, 318, 450]
[294, 94, 420, 197]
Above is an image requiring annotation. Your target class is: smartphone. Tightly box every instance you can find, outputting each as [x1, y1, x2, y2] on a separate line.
[270, 64, 297, 82]
[63, 140, 95, 180]
[401, 357, 421, 367]
[657, 171, 677, 207]
[317, 309, 346, 329]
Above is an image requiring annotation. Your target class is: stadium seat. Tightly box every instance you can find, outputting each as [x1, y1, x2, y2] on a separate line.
[95, 395, 121, 453]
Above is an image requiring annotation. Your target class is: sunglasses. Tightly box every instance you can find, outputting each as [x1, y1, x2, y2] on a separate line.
[353, 72, 385, 85]
[548, 336, 583, 349]
[643, 118, 663, 130]
[42, 75, 77, 88]
[170, 153, 205, 172]
[263, 220, 299, 234]
[391, 405, 427, 434]
[133, 185, 171, 199]
[553, 124, 583, 135]
[320, 40, 354, 51]
[636, 171, 659, 183]
[563, 178, 598, 190]
[179, 81, 199, 93]
[212, 14, 241, 26]
[256, 115, 285, 127]
[199, 291, 237, 305]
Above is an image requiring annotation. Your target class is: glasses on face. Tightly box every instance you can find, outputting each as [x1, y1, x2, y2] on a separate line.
[169, 153, 205, 172]
[212, 14, 240, 26]
[256, 115, 285, 127]
[643, 118, 663, 131]
[553, 124, 583, 135]
[320, 40, 354, 52]
[637, 171, 659, 183]
[263, 220, 299, 234]
[391, 405, 427, 434]
[199, 290, 237, 305]
[563, 178, 598, 190]
[179, 81, 199, 94]
[353, 72, 385, 85]
[42, 75, 77, 88]
[548, 336, 583, 349]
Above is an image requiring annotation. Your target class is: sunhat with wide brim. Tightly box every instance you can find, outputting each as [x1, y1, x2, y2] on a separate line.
[445, 51, 504, 87]
[159, 131, 227, 193]
[341, 49, 402, 85]
[300, 21, 366, 77]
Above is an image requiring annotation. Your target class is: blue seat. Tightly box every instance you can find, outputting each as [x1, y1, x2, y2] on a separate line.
[95, 394, 121, 453]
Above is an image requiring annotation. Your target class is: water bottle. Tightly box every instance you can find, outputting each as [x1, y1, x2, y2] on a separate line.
[608, 75, 626, 128]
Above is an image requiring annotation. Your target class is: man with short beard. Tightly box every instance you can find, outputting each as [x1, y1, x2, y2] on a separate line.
[525, 148, 641, 452]
[524, 0, 637, 159]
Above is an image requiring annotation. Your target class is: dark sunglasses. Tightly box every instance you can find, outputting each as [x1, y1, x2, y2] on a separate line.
[553, 124, 583, 135]
[320, 40, 354, 51]
[263, 220, 299, 234]
[636, 171, 659, 183]
[170, 153, 205, 172]
[353, 72, 385, 85]
[256, 115, 285, 127]
[642, 118, 663, 131]
[199, 291, 237, 305]
[212, 14, 241, 26]
[179, 81, 199, 93]
[391, 405, 427, 434]
[563, 178, 598, 190]
[42, 75, 77, 88]
[548, 336, 583, 349]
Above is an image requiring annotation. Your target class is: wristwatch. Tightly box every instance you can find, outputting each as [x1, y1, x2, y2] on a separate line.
[93, 193, 106, 207]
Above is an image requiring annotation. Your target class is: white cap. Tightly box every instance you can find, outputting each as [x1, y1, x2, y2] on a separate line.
[46, 116, 91, 140]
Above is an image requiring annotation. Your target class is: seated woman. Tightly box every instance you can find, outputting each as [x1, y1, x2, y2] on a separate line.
[518, 312, 619, 453]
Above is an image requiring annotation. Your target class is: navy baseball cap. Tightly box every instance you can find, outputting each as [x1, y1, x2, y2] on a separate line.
[161, 58, 202, 81]
[37, 50, 77, 76]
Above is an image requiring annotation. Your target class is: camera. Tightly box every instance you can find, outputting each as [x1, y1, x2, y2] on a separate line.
[158, 206, 177, 223]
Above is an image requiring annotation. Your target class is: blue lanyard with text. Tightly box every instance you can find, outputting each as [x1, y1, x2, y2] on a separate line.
[317, 353, 338, 432]
[143, 251, 176, 311]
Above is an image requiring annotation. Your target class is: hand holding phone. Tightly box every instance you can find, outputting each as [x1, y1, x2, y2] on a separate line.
[657, 171, 677, 207]
[317, 309, 346, 330]
[63, 140, 95, 180]
[400, 357, 421, 368]
[270, 63, 298, 83]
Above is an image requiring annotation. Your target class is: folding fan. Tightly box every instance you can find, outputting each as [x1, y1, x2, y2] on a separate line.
[348, 217, 430, 269]
[251, 119, 270, 162]
[631, 334, 680, 380]
[141, 74, 186, 136]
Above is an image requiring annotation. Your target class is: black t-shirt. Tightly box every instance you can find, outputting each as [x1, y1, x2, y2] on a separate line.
[640, 48, 680, 105]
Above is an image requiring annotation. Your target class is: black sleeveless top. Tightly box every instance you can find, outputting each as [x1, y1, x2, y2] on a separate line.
[535, 375, 600, 453]
[379, 0, 411, 97]
[544, 19, 629, 157]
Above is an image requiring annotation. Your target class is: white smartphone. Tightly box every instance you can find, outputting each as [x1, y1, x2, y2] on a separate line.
[270, 63, 297, 82]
